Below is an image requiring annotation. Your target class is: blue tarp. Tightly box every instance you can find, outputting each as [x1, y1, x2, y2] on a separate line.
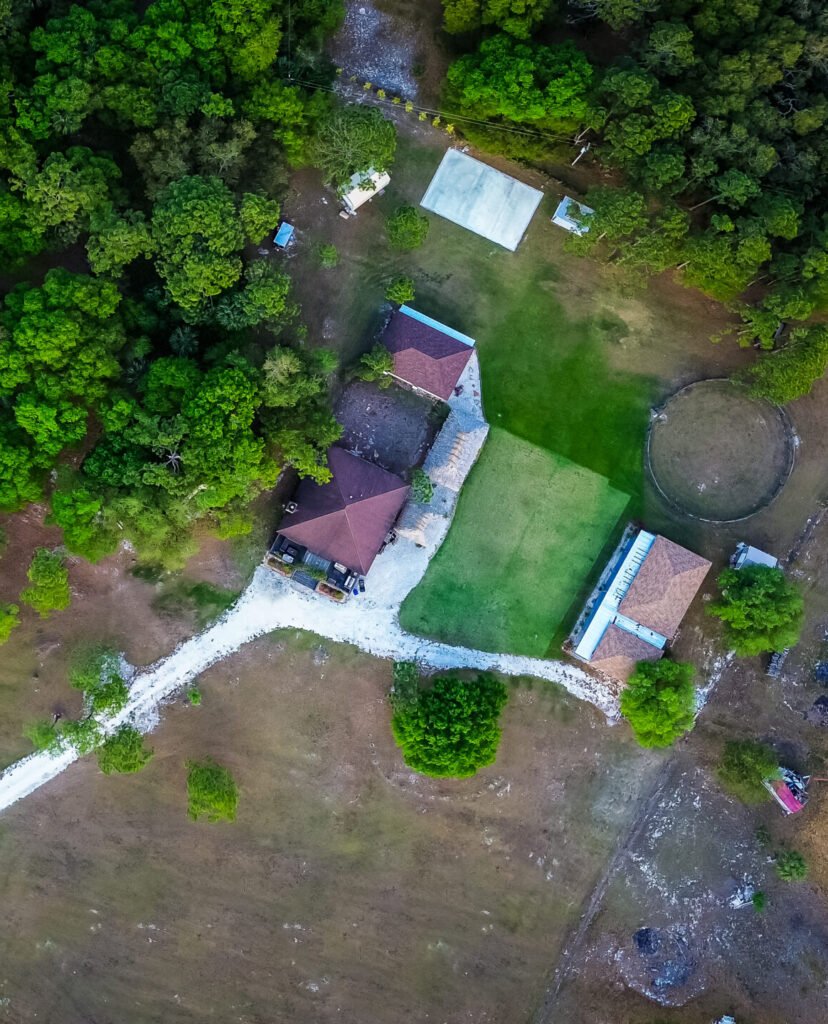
[274, 222, 295, 248]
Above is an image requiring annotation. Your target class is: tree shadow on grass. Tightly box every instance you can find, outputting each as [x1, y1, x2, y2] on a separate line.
[477, 274, 657, 506]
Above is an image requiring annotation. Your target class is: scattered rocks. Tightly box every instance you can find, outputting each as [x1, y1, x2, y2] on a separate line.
[805, 694, 828, 726]
[312, 645, 330, 666]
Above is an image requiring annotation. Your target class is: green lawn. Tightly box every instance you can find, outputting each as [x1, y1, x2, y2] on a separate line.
[399, 428, 629, 657]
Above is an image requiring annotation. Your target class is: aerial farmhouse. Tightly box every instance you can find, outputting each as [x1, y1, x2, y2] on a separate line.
[569, 529, 711, 682]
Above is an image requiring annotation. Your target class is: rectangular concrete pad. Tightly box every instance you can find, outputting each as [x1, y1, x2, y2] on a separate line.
[420, 150, 543, 251]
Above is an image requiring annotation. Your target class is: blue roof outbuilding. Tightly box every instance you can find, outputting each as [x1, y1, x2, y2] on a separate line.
[274, 222, 295, 248]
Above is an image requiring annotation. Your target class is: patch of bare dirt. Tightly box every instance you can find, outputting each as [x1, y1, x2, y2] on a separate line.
[335, 379, 445, 474]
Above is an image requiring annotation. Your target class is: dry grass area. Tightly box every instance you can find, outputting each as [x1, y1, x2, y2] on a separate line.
[0, 636, 658, 1024]
[548, 513, 828, 1023]
[0, 504, 268, 770]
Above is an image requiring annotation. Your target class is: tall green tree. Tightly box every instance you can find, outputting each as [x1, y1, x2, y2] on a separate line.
[744, 324, 828, 404]
[620, 659, 695, 747]
[391, 674, 509, 778]
[151, 175, 244, 312]
[312, 105, 397, 189]
[708, 565, 804, 656]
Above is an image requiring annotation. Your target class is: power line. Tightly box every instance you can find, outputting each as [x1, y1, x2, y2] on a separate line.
[284, 74, 584, 148]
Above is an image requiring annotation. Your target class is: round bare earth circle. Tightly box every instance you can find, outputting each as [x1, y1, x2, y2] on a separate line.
[647, 379, 794, 522]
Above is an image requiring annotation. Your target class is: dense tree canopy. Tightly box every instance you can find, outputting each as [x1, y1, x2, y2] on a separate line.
[708, 565, 804, 656]
[446, 34, 593, 127]
[0, 0, 345, 567]
[391, 673, 509, 778]
[443, 0, 557, 38]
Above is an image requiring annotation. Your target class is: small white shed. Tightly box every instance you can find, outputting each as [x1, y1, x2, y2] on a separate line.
[732, 542, 778, 570]
[340, 168, 390, 215]
[552, 195, 594, 236]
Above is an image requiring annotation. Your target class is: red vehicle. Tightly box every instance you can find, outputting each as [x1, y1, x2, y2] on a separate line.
[763, 768, 810, 815]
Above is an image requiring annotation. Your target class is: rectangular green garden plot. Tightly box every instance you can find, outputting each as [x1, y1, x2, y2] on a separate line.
[399, 429, 629, 658]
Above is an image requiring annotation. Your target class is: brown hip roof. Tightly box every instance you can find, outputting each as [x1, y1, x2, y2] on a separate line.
[590, 623, 663, 683]
[382, 309, 474, 400]
[619, 536, 711, 639]
[277, 447, 410, 575]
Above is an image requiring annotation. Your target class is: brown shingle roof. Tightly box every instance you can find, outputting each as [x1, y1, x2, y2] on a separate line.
[590, 624, 663, 683]
[619, 536, 711, 639]
[382, 309, 474, 400]
[277, 447, 410, 574]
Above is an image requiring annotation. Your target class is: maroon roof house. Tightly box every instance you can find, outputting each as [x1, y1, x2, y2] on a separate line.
[274, 447, 410, 580]
[382, 305, 476, 401]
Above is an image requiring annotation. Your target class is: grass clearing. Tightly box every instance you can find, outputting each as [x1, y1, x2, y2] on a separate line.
[152, 580, 240, 628]
[400, 428, 629, 656]
[0, 635, 659, 1024]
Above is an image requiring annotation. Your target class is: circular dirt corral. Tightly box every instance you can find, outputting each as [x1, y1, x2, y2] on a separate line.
[647, 379, 795, 523]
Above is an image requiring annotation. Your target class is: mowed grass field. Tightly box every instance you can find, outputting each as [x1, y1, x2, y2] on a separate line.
[399, 429, 629, 657]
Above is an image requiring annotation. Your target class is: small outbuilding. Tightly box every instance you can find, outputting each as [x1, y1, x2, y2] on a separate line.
[274, 221, 295, 248]
[569, 529, 711, 683]
[381, 305, 476, 401]
[340, 168, 390, 215]
[731, 541, 778, 570]
[551, 195, 594, 236]
[420, 149, 543, 251]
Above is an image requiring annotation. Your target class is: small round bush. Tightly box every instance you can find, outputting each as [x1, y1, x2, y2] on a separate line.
[386, 206, 429, 250]
[0, 603, 20, 645]
[186, 759, 238, 822]
[717, 739, 778, 803]
[385, 275, 415, 305]
[776, 850, 807, 881]
[318, 243, 339, 268]
[97, 725, 153, 775]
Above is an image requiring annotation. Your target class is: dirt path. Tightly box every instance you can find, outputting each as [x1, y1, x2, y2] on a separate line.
[0, 565, 618, 814]
[532, 756, 680, 1023]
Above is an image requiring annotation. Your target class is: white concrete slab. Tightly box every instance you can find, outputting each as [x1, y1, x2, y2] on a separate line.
[420, 149, 543, 251]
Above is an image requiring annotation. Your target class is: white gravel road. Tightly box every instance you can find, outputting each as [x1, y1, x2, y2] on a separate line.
[0, 354, 617, 814]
